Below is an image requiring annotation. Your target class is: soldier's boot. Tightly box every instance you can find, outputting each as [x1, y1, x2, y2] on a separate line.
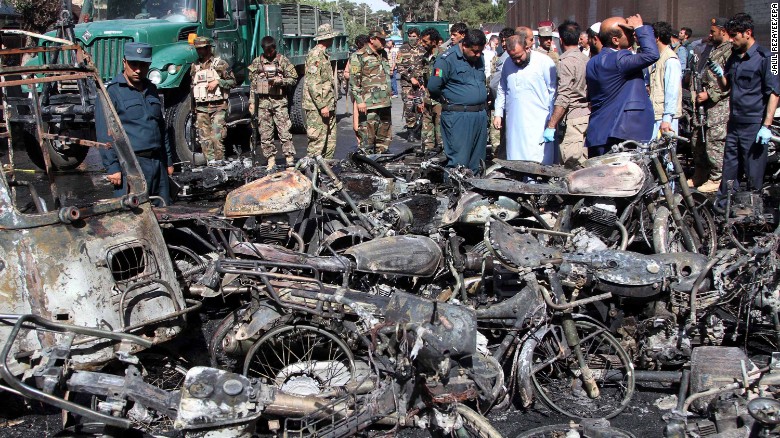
[688, 167, 707, 187]
[266, 156, 276, 171]
[286, 156, 296, 167]
[698, 179, 720, 193]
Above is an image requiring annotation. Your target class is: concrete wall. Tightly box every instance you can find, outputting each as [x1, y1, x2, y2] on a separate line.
[507, 0, 774, 47]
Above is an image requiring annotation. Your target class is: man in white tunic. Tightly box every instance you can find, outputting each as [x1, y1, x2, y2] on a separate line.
[493, 33, 557, 163]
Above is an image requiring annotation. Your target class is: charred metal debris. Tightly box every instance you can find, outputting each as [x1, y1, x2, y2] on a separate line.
[2, 41, 780, 438]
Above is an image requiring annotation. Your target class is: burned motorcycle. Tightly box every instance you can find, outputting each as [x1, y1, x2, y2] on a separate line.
[467, 135, 717, 256]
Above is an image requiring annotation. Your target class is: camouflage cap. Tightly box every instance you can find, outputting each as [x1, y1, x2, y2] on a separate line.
[538, 26, 553, 37]
[192, 36, 213, 48]
[369, 28, 387, 39]
[314, 23, 341, 41]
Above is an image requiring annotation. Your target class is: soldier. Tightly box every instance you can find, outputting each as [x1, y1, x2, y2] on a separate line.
[420, 27, 443, 151]
[396, 27, 427, 141]
[536, 25, 559, 66]
[190, 36, 235, 162]
[349, 28, 393, 153]
[249, 36, 298, 170]
[689, 18, 732, 193]
[303, 24, 341, 159]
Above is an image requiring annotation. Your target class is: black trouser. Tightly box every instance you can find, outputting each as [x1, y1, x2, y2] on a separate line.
[718, 121, 765, 195]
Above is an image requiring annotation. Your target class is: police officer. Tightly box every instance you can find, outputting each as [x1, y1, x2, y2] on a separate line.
[708, 13, 780, 194]
[304, 24, 340, 159]
[249, 36, 298, 170]
[95, 42, 173, 205]
[428, 29, 488, 173]
[350, 28, 393, 153]
[396, 27, 427, 141]
[190, 36, 235, 162]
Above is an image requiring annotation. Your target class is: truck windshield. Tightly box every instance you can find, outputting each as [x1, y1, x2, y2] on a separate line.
[79, 0, 198, 23]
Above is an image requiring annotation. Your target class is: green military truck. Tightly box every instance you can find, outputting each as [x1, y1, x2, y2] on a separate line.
[401, 21, 449, 41]
[26, 0, 349, 165]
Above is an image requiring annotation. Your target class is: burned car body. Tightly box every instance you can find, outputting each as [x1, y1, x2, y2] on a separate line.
[0, 42, 190, 376]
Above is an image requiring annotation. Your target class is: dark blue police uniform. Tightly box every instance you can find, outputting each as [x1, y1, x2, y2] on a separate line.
[95, 43, 172, 205]
[427, 44, 488, 173]
[720, 43, 780, 194]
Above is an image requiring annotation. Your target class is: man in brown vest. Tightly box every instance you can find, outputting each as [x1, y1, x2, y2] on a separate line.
[649, 21, 682, 138]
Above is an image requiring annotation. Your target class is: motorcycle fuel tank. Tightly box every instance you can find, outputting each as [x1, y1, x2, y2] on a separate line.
[344, 235, 443, 277]
[565, 159, 645, 197]
[223, 170, 313, 217]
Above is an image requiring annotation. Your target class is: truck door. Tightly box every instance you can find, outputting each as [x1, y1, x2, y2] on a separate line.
[210, 0, 246, 84]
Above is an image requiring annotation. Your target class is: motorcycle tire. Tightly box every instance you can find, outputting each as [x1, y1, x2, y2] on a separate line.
[531, 320, 635, 419]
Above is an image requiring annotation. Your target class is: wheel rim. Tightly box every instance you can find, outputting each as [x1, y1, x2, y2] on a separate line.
[531, 320, 635, 419]
[243, 324, 355, 397]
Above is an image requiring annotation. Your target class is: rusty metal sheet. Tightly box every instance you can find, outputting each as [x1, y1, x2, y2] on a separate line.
[469, 177, 569, 195]
[493, 159, 570, 178]
[223, 170, 312, 217]
[344, 235, 442, 277]
[564, 161, 645, 197]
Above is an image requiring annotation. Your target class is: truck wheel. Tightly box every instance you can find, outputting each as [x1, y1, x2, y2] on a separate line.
[167, 97, 196, 164]
[15, 122, 89, 171]
[289, 79, 306, 134]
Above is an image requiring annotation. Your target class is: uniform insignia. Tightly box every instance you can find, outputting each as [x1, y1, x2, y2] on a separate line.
[434, 68, 443, 77]
[137, 48, 143, 54]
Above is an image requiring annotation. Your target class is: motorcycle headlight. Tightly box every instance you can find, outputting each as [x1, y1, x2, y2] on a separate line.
[148, 69, 163, 85]
[167, 64, 181, 75]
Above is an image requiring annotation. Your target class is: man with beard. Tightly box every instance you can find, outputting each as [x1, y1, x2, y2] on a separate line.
[428, 29, 488, 172]
[536, 25, 559, 66]
[420, 27, 444, 151]
[494, 33, 557, 163]
[688, 17, 732, 192]
[708, 13, 780, 194]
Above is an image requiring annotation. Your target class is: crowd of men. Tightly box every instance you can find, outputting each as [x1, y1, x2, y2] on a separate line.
[97, 13, 779, 205]
[425, 12, 778, 202]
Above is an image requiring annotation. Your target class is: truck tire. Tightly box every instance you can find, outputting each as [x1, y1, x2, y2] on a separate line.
[167, 96, 196, 164]
[289, 79, 306, 134]
[16, 122, 89, 171]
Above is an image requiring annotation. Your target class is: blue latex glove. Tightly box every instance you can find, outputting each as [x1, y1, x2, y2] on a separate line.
[543, 127, 556, 143]
[756, 126, 772, 145]
[706, 58, 724, 78]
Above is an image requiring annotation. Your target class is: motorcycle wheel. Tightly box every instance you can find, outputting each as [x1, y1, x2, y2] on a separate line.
[516, 423, 636, 438]
[652, 195, 717, 256]
[429, 404, 503, 438]
[531, 321, 635, 419]
[243, 324, 356, 397]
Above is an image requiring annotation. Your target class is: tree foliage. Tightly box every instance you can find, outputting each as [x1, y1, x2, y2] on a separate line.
[8, 0, 60, 33]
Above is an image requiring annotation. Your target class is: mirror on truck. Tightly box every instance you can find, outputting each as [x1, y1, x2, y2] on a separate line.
[231, 0, 247, 25]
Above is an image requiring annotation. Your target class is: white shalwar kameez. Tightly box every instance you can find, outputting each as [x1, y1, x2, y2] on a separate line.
[495, 51, 557, 163]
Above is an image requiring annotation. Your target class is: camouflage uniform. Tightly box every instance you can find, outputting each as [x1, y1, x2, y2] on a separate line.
[536, 46, 559, 66]
[303, 42, 337, 158]
[396, 40, 427, 130]
[191, 44, 235, 161]
[488, 53, 503, 152]
[349, 43, 392, 153]
[248, 52, 298, 160]
[691, 41, 731, 182]
[421, 47, 442, 150]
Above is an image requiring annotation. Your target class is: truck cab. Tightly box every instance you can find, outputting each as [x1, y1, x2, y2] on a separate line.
[23, 0, 348, 167]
